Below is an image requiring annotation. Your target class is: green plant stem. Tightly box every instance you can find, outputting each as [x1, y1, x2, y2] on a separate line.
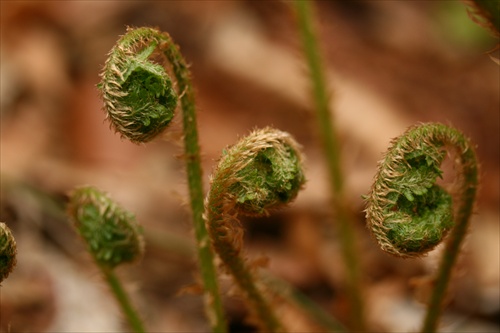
[208, 206, 284, 333]
[421, 128, 478, 332]
[160, 35, 227, 333]
[293, 1, 366, 331]
[101, 266, 146, 333]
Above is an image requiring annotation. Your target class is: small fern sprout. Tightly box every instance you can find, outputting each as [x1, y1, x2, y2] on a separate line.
[99, 27, 226, 332]
[0, 222, 17, 283]
[68, 186, 144, 268]
[68, 186, 146, 333]
[364, 123, 478, 332]
[98, 27, 178, 143]
[205, 127, 306, 332]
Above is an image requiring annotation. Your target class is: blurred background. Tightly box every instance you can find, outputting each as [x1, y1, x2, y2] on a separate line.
[0, 1, 498, 332]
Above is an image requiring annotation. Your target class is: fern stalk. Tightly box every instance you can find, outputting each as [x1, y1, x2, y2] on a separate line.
[292, 1, 366, 331]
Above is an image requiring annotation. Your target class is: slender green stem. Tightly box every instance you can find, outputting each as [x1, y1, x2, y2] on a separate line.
[159, 33, 227, 333]
[293, 0, 343, 193]
[420, 127, 478, 332]
[101, 266, 146, 333]
[228, 254, 283, 332]
[292, 1, 366, 331]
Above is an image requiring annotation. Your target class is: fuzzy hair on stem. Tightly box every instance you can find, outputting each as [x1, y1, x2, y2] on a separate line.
[292, 1, 367, 330]
[205, 127, 306, 332]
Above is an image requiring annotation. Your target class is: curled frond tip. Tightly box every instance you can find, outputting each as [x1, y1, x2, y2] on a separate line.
[211, 127, 306, 217]
[98, 27, 178, 143]
[68, 186, 144, 268]
[365, 123, 477, 258]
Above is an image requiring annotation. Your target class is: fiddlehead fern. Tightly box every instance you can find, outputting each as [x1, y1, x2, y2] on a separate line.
[365, 123, 478, 332]
[98, 27, 225, 332]
[98, 27, 178, 143]
[0, 222, 17, 283]
[68, 186, 146, 332]
[68, 186, 144, 268]
[206, 127, 306, 332]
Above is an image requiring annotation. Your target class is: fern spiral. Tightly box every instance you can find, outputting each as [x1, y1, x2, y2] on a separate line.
[365, 123, 478, 332]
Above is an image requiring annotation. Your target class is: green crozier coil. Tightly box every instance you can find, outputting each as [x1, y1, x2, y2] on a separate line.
[365, 123, 479, 333]
[68, 186, 144, 268]
[98, 27, 178, 143]
[365, 123, 477, 258]
[220, 128, 305, 217]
